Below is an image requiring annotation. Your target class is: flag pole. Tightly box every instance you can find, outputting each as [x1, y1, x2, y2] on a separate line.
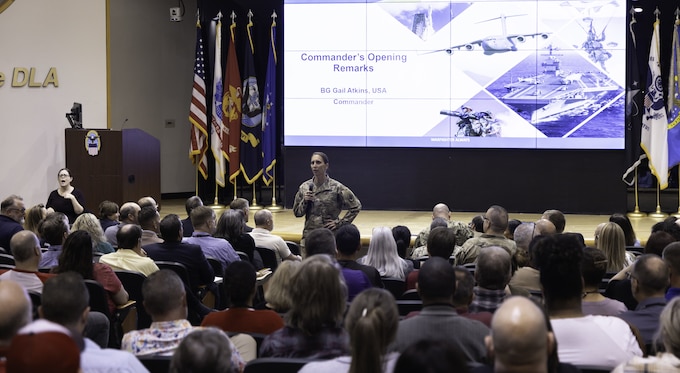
[232, 181, 237, 201]
[268, 167, 283, 211]
[250, 182, 263, 210]
[649, 181, 668, 218]
[209, 183, 224, 210]
[627, 168, 647, 218]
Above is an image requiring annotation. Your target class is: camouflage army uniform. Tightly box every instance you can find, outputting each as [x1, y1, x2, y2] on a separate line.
[293, 176, 361, 253]
[414, 220, 473, 248]
[454, 234, 517, 265]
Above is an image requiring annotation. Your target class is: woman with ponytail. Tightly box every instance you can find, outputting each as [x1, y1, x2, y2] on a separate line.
[299, 288, 400, 373]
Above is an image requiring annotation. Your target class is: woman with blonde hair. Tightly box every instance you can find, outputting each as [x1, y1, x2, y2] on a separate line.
[596, 222, 634, 273]
[24, 203, 46, 238]
[359, 226, 413, 280]
[72, 213, 114, 254]
[260, 255, 349, 358]
[264, 260, 302, 313]
[299, 288, 400, 373]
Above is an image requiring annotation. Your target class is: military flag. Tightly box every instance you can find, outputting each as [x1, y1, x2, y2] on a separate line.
[211, 14, 226, 187]
[224, 12, 242, 184]
[261, 12, 277, 186]
[622, 10, 644, 186]
[189, 19, 209, 180]
[667, 16, 680, 169]
[641, 17, 669, 189]
[240, 10, 263, 184]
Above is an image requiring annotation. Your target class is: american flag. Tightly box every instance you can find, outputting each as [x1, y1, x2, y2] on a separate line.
[189, 20, 209, 179]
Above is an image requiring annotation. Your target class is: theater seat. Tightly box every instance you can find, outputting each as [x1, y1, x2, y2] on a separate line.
[244, 357, 318, 373]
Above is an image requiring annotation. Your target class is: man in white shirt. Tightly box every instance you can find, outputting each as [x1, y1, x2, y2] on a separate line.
[0, 231, 54, 293]
[249, 209, 301, 264]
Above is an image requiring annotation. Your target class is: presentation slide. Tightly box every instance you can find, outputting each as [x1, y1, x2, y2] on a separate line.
[283, 0, 625, 149]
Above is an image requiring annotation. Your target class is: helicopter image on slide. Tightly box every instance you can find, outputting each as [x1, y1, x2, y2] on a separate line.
[433, 14, 550, 56]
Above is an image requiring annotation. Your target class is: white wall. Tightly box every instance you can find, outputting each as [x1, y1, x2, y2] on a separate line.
[0, 0, 107, 207]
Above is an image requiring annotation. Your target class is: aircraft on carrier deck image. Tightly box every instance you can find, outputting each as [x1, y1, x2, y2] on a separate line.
[431, 14, 550, 55]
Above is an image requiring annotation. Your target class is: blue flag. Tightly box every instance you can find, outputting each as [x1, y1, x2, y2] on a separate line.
[262, 15, 277, 186]
[668, 18, 680, 169]
[622, 11, 643, 185]
[240, 13, 263, 184]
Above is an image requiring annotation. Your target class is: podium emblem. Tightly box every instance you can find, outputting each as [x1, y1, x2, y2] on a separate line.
[85, 130, 101, 156]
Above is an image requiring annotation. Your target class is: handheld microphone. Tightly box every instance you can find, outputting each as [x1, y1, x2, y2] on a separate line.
[306, 184, 314, 215]
[120, 118, 129, 130]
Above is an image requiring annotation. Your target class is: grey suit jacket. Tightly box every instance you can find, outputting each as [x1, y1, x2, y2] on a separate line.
[392, 304, 489, 363]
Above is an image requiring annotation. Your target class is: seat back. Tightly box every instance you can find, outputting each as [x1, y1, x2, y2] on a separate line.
[235, 251, 250, 262]
[155, 261, 191, 287]
[28, 291, 41, 320]
[396, 300, 423, 317]
[244, 358, 318, 373]
[0, 253, 15, 266]
[381, 277, 406, 299]
[137, 354, 172, 373]
[115, 270, 151, 329]
[255, 247, 278, 272]
[284, 241, 301, 256]
[399, 289, 420, 300]
[84, 279, 111, 318]
[206, 257, 224, 277]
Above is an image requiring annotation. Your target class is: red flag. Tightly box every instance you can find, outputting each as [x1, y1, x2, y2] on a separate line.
[224, 16, 242, 183]
[189, 20, 209, 179]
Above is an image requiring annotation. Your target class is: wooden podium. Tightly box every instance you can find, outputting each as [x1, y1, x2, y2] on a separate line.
[65, 128, 160, 215]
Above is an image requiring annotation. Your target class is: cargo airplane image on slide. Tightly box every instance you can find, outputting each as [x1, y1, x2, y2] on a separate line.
[433, 14, 550, 55]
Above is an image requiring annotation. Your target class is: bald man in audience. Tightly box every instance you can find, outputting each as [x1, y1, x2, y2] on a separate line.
[618, 255, 669, 346]
[470, 246, 514, 313]
[0, 280, 32, 359]
[0, 231, 54, 293]
[534, 219, 556, 236]
[541, 210, 566, 234]
[99, 224, 159, 277]
[105, 202, 141, 247]
[663, 242, 680, 301]
[414, 203, 473, 248]
[137, 196, 159, 211]
[476, 297, 555, 373]
[456, 205, 517, 265]
[250, 209, 301, 264]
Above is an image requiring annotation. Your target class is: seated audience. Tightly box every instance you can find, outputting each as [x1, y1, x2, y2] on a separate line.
[300, 288, 400, 373]
[509, 226, 542, 292]
[410, 217, 448, 259]
[644, 231, 676, 256]
[260, 255, 350, 358]
[0, 231, 54, 293]
[541, 210, 566, 234]
[137, 196, 159, 211]
[453, 267, 493, 327]
[249, 209, 301, 263]
[263, 260, 301, 312]
[535, 219, 557, 236]
[307, 228, 371, 301]
[183, 206, 240, 272]
[581, 246, 626, 316]
[358, 226, 413, 281]
[335, 224, 383, 288]
[99, 224, 159, 276]
[610, 213, 640, 247]
[23, 203, 46, 239]
[470, 246, 512, 314]
[597, 222, 635, 273]
[181, 196, 203, 237]
[19, 272, 146, 371]
[394, 339, 470, 373]
[504, 219, 522, 240]
[613, 298, 680, 373]
[414, 203, 473, 248]
[456, 205, 517, 265]
[121, 269, 247, 370]
[406, 226, 457, 290]
[72, 213, 114, 254]
[104, 202, 140, 247]
[392, 225, 412, 259]
[470, 215, 485, 237]
[618, 254, 669, 347]
[215, 209, 261, 269]
[393, 257, 489, 363]
[0, 194, 25, 254]
[98, 200, 119, 232]
[229, 198, 253, 232]
[0, 279, 32, 362]
[472, 297, 556, 373]
[202, 261, 284, 334]
[170, 328, 238, 373]
[663, 242, 680, 301]
[536, 234, 642, 370]
[54, 230, 129, 315]
[38, 212, 70, 268]
[138, 205, 163, 247]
